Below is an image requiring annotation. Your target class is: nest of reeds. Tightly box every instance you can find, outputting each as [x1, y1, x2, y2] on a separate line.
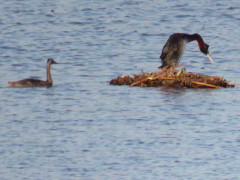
[110, 69, 234, 88]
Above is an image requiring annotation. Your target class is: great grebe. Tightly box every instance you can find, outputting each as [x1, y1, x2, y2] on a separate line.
[159, 33, 214, 69]
[8, 58, 57, 87]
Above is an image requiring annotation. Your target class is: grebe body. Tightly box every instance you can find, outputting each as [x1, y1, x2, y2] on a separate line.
[8, 59, 57, 87]
[160, 33, 214, 69]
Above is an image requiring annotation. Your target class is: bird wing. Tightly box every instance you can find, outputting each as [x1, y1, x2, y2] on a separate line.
[160, 40, 179, 61]
[160, 35, 186, 64]
[17, 79, 48, 86]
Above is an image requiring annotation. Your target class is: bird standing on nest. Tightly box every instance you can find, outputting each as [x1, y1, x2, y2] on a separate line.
[8, 58, 58, 87]
[159, 33, 215, 70]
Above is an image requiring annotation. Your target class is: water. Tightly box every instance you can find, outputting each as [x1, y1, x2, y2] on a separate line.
[0, 0, 240, 179]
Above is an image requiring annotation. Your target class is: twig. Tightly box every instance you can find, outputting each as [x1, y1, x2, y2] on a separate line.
[191, 81, 223, 88]
[130, 77, 153, 86]
[130, 76, 175, 86]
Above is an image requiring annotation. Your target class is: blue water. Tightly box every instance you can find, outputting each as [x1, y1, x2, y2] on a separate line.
[1, 0, 240, 179]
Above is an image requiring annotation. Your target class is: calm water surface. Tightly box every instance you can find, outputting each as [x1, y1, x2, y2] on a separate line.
[0, 0, 240, 179]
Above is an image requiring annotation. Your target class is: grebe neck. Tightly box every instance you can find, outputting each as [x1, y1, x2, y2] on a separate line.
[46, 63, 53, 84]
[188, 33, 205, 50]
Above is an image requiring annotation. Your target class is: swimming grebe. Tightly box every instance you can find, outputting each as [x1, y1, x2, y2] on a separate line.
[159, 33, 214, 69]
[8, 59, 57, 87]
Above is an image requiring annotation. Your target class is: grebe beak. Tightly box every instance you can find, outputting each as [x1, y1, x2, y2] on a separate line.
[206, 53, 215, 64]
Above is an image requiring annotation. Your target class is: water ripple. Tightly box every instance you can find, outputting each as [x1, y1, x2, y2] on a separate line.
[0, 0, 240, 179]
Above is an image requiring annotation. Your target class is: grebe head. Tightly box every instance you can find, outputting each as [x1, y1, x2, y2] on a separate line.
[200, 43, 209, 55]
[47, 58, 57, 64]
[200, 44, 215, 64]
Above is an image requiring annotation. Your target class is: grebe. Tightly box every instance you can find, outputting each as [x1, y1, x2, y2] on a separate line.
[159, 33, 214, 69]
[8, 58, 57, 87]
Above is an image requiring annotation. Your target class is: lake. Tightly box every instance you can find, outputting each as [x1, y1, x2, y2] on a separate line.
[0, 0, 240, 179]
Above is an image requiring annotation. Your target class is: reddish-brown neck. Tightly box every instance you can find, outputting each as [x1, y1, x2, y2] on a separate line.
[188, 34, 205, 49]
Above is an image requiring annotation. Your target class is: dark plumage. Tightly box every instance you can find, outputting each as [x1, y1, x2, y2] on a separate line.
[8, 59, 57, 87]
[159, 33, 214, 69]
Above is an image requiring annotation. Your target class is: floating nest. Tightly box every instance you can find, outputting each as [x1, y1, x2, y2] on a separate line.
[110, 69, 235, 88]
